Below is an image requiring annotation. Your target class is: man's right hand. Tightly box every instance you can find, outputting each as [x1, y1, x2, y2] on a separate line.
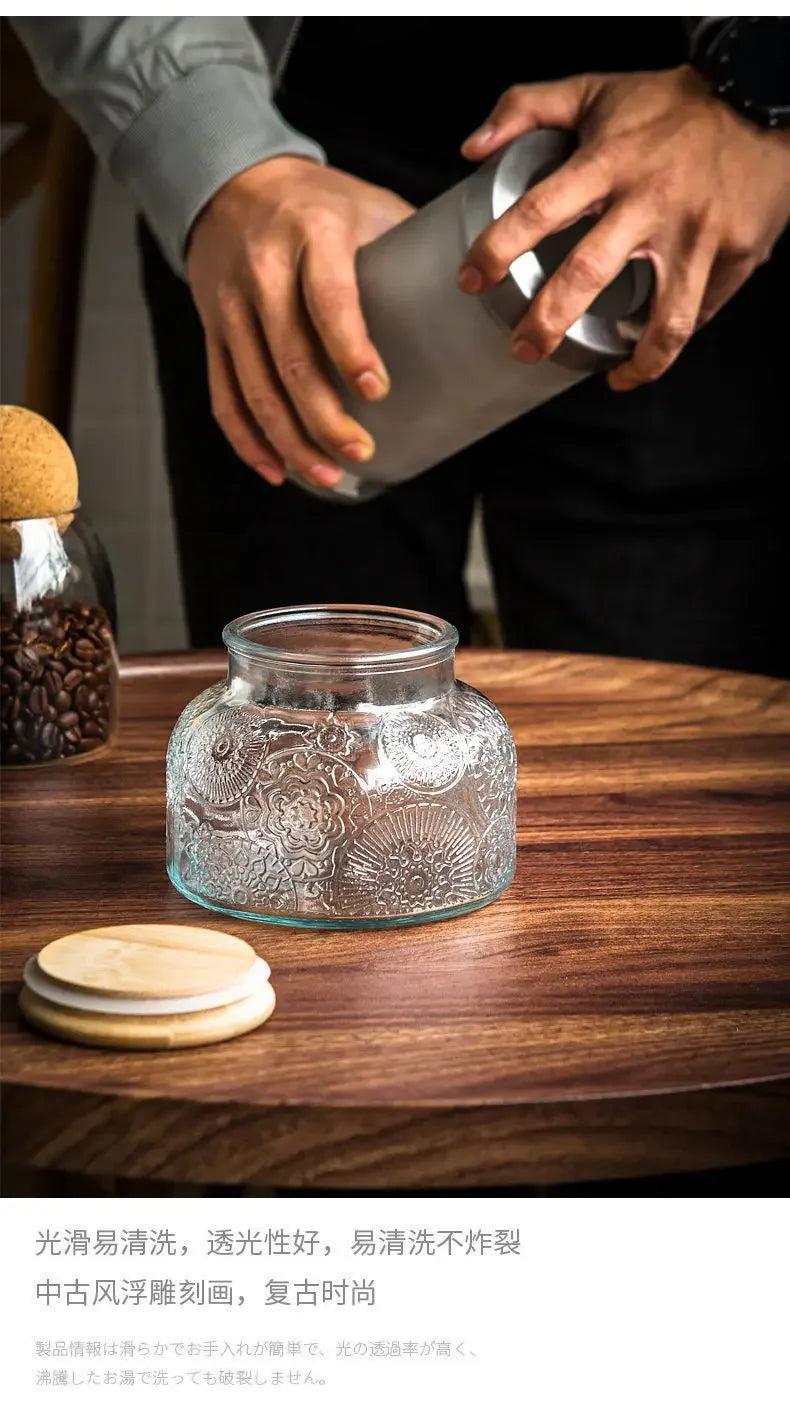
[187, 157, 414, 489]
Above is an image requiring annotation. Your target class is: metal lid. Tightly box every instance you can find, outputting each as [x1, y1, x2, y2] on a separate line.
[462, 129, 653, 372]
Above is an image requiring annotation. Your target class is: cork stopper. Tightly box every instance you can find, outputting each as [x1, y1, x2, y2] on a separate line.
[1, 406, 78, 558]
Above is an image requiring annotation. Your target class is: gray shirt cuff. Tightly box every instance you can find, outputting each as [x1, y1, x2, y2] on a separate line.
[111, 62, 326, 275]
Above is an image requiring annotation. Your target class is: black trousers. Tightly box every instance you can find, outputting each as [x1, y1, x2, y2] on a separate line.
[138, 211, 789, 676]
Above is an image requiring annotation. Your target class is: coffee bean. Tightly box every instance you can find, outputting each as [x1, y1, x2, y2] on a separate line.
[28, 685, 47, 715]
[2, 594, 117, 767]
[14, 646, 38, 675]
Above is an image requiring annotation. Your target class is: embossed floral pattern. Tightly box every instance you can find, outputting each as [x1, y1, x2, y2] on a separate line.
[186, 708, 265, 807]
[168, 676, 517, 923]
[379, 709, 464, 792]
[184, 821, 295, 912]
[304, 714, 361, 759]
[337, 804, 477, 917]
[474, 814, 515, 895]
[453, 684, 517, 822]
[166, 682, 226, 814]
[244, 751, 352, 881]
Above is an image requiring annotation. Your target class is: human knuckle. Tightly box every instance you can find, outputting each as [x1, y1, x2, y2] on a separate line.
[502, 84, 528, 109]
[655, 313, 694, 353]
[564, 249, 609, 290]
[517, 189, 554, 229]
[217, 286, 245, 326]
[245, 386, 278, 425]
[279, 352, 317, 387]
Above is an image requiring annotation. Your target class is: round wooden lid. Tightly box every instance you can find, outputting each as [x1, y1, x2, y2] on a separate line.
[19, 981, 276, 1051]
[37, 924, 259, 1000]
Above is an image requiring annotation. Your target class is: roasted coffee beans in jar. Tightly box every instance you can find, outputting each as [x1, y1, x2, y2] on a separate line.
[1, 595, 118, 767]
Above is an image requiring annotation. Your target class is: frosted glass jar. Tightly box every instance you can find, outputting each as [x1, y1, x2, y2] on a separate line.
[166, 605, 517, 928]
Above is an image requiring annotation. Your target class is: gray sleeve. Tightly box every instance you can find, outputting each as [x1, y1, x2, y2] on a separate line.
[10, 17, 326, 276]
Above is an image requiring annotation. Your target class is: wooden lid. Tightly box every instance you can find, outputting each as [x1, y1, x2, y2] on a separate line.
[37, 924, 259, 1000]
[19, 981, 276, 1050]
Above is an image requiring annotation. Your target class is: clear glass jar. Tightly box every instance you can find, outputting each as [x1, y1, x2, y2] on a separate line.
[166, 605, 517, 928]
[0, 508, 119, 767]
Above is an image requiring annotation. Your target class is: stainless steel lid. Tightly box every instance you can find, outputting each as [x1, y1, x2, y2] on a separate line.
[463, 128, 653, 370]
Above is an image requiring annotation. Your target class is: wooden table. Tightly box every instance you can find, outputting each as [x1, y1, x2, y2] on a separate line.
[2, 650, 790, 1189]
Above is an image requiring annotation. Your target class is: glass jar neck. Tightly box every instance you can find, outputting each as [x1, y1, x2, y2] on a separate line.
[223, 606, 457, 712]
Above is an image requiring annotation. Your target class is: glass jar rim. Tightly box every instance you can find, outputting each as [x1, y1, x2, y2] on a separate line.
[0, 501, 81, 523]
[223, 604, 458, 674]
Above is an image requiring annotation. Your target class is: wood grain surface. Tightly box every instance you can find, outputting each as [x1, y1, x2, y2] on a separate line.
[2, 649, 790, 1188]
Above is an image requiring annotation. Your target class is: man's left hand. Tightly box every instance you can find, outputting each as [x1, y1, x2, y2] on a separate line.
[459, 66, 790, 389]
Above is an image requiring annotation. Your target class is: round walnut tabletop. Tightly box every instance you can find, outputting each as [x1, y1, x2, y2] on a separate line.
[2, 650, 789, 1189]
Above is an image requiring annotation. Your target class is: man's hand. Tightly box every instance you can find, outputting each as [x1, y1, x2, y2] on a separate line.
[459, 66, 790, 389]
[187, 158, 414, 487]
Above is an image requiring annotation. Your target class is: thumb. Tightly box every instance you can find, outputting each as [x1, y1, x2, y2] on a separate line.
[461, 75, 593, 160]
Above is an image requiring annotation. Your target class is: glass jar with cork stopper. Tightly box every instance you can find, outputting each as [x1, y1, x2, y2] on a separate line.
[1, 406, 119, 767]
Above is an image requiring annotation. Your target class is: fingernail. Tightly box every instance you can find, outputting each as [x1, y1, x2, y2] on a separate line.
[256, 462, 285, 486]
[512, 338, 541, 364]
[609, 371, 639, 392]
[339, 440, 374, 464]
[356, 369, 389, 401]
[465, 123, 497, 148]
[458, 266, 483, 294]
[309, 463, 344, 487]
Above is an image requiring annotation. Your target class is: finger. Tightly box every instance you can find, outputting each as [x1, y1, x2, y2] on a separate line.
[461, 75, 592, 161]
[255, 244, 376, 465]
[205, 334, 286, 486]
[459, 147, 613, 293]
[220, 296, 343, 489]
[697, 252, 756, 327]
[608, 240, 716, 391]
[302, 231, 390, 401]
[510, 197, 654, 362]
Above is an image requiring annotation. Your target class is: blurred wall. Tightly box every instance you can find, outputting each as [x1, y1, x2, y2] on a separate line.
[1, 148, 495, 652]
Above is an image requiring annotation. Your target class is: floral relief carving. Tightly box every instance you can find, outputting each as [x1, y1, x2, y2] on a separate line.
[379, 709, 464, 793]
[336, 804, 477, 917]
[182, 818, 296, 913]
[453, 684, 517, 822]
[242, 749, 368, 883]
[168, 684, 516, 923]
[303, 714, 362, 759]
[474, 813, 516, 896]
[186, 707, 267, 807]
